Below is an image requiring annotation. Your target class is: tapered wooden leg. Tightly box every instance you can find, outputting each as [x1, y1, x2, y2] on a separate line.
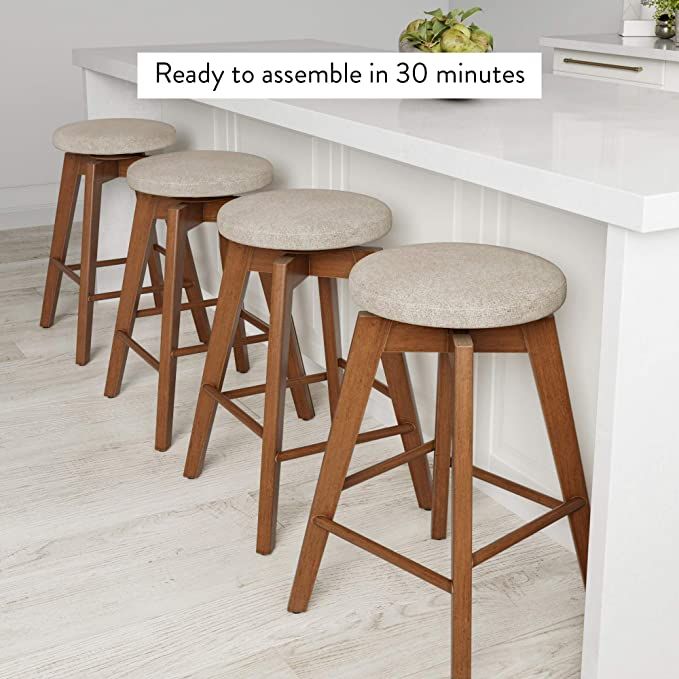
[452, 332, 474, 679]
[260, 272, 315, 421]
[148, 226, 164, 309]
[183, 241, 254, 478]
[288, 313, 392, 612]
[155, 206, 189, 452]
[523, 316, 591, 583]
[40, 153, 81, 328]
[182, 236, 211, 344]
[75, 163, 103, 365]
[257, 255, 308, 554]
[382, 352, 433, 510]
[318, 277, 342, 418]
[104, 193, 157, 398]
[219, 235, 250, 374]
[432, 351, 454, 539]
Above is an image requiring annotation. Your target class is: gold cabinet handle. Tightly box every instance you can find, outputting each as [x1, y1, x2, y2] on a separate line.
[563, 57, 643, 73]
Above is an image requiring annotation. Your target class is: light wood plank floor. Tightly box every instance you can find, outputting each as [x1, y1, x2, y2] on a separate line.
[0, 224, 584, 678]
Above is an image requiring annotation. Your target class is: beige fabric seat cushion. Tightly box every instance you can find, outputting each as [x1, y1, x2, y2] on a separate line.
[53, 118, 176, 156]
[217, 189, 391, 251]
[126, 150, 273, 198]
[349, 243, 567, 329]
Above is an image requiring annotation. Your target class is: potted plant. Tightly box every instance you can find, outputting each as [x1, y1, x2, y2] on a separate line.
[643, 0, 679, 38]
[399, 7, 494, 53]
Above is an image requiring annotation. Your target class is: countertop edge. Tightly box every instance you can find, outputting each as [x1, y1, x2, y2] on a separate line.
[73, 47, 679, 233]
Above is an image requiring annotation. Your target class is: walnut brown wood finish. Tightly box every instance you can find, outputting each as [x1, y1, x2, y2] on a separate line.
[40, 152, 146, 365]
[183, 245, 432, 554]
[288, 313, 590, 679]
[103, 193, 263, 452]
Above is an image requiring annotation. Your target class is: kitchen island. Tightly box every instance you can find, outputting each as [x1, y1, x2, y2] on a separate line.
[73, 39, 679, 679]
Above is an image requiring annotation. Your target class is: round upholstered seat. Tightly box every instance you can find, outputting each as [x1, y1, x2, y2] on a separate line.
[349, 243, 567, 329]
[53, 118, 176, 156]
[126, 150, 272, 198]
[217, 189, 391, 251]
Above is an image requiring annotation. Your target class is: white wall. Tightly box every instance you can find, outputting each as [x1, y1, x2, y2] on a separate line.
[451, 0, 621, 55]
[1, 0, 423, 229]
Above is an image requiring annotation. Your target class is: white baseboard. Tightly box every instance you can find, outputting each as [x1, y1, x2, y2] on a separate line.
[0, 182, 83, 231]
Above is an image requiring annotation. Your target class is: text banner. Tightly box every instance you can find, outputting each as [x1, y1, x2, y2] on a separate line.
[137, 52, 542, 99]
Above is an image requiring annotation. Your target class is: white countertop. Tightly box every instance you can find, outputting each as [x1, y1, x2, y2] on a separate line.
[74, 39, 679, 233]
[541, 33, 679, 62]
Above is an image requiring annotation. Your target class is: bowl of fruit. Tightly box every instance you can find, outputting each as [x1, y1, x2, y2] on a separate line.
[399, 7, 494, 53]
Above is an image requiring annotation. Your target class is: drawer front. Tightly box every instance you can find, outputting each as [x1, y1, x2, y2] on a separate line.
[553, 49, 664, 86]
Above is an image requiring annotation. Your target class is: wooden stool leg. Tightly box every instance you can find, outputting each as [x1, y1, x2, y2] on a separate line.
[257, 255, 308, 554]
[75, 162, 103, 366]
[104, 193, 157, 398]
[523, 316, 591, 583]
[182, 236, 211, 345]
[183, 241, 253, 478]
[318, 277, 342, 417]
[148, 226, 164, 308]
[155, 205, 190, 452]
[288, 313, 392, 612]
[233, 317, 251, 373]
[219, 235, 250, 374]
[260, 272, 315, 421]
[432, 351, 454, 539]
[452, 332, 474, 679]
[382, 352, 433, 510]
[40, 153, 81, 328]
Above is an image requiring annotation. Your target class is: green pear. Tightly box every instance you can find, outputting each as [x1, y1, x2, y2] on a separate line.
[440, 29, 468, 52]
[470, 28, 494, 51]
[462, 41, 485, 52]
[451, 23, 471, 39]
[405, 19, 424, 35]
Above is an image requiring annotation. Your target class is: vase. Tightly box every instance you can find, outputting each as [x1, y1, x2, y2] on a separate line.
[655, 14, 676, 39]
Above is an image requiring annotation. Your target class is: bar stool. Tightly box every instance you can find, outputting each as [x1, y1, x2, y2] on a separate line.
[183, 189, 433, 555]
[288, 243, 591, 679]
[40, 118, 176, 364]
[103, 150, 309, 452]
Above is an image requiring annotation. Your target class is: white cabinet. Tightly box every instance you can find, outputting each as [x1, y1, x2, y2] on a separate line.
[542, 34, 679, 92]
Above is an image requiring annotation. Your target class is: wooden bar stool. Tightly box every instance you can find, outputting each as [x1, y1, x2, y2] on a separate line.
[103, 150, 316, 452]
[183, 189, 433, 555]
[288, 243, 591, 679]
[40, 118, 176, 364]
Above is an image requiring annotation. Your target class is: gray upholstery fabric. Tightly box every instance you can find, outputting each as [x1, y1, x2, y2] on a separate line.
[53, 118, 176, 155]
[217, 189, 391, 251]
[349, 242, 567, 329]
[126, 150, 273, 198]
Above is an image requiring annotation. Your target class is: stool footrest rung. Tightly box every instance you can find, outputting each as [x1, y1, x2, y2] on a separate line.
[172, 343, 209, 358]
[472, 466, 562, 509]
[240, 310, 269, 333]
[222, 371, 327, 401]
[115, 331, 159, 371]
[136, 298, 218, 318]
[472, 497, 586, 567]
[338, 358, 390, 398]
[92, 285, 162, 303]
[203, 384, 264, 437]
[50, 258, 80, 285]
[314, 516, 452, 593]
[238, 332, 268, 346]
[277, 423, 415, 462]
[68, 257, 127, 271]
[343, 439, 435, 490]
